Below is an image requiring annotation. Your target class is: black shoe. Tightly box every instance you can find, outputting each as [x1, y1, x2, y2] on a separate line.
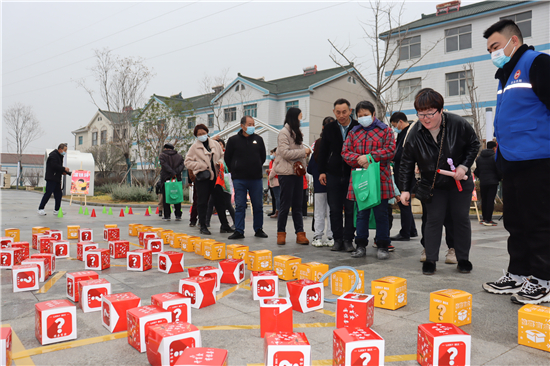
[331, 239, 344, 251]
[228, 231, 245, 240]
[162, 217, 171, 221]
[175, 217, 182, 221]
[389, 233, 410, 241]
[351, 246, 366, 258]
[410, 230, 418, 238]
[220, 226, 235, 233]
[457, 260, 473, 273]
[158, 210, 163, 217]
[200, 226, 211, 235]
[266, 212, 274, 216]
[343, 240, 355, 252]
[423, 261, 436, 275]
[254, 229, 268, 238]
[189, 222, 196, 227]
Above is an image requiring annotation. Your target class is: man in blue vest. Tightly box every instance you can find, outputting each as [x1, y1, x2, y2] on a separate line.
[481, 19, 550, 305]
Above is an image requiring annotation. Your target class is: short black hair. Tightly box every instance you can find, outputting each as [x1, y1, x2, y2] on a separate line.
[58, 143, 67, 150]
[217, 139, 225, 148]
[483, 19, 523, 43]
[390, 112, 408, 124]
[487, 141, 497, 149]
[322, 116, 335, 126]
[240, 115, 253, 125]
[355, 101, 375, 115]
[193, 124, 209, 136]
[333, 98, 350, 108]
[414, 88, 444, 112]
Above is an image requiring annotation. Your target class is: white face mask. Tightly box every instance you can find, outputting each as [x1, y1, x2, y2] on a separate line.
[358, 115, 373, 128]
[197, 135, 207, 143]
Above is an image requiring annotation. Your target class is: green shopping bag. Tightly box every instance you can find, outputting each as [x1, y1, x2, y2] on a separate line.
[353, 202, 377, 229]
[164, 178, 183, 204]
[351, 154, 381, 210]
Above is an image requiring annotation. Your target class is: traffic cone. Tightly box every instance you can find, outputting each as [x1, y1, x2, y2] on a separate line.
[108, 207, 113, 215]
[91, 209, 96, 217]
[125, 206, 129, 214]
[57, 209, 63, 218]
[144, 208, 150, 216]
[84, 207, 89, 215]
[128, 207, 133, 214]
[119, 209, 125, 217]
[78, 206, 83, 214]
[155, 206, 159, 215]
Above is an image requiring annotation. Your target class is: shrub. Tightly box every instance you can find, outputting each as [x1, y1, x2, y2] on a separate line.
[111, 186, 156, 202]
[94, 183, 120, 195]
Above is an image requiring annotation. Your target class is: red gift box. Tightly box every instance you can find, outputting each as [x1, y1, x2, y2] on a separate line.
[52, 240, 70, 258]
[0, 248, 23, 269]
[32, 233, 47, 250]
[158, 251, 185, 274]
[260, 298, 293, 338]
[78, 278, 111, 313]
[78, 228, 93, 242]
[417, 323, 471, 366]
[1, 327, 12, 366]
[38, 236, 54, 254]
[219, 259, 246, 284]
[264, 332, 311, 366]
[12, 264, 40, 292]
[336, 293, 375, 330]
[146, 322, 202, 366]
[146, 237, 164, 254]
[103, 227, 120, 241]
[175, 348, 228, 366]
[188, 266, 221, 292]
[251, 271, 279, 300]
[11, 242, 30, 260]
[109, 240, 129, 259]
[127, 249, 153, 271]
[101, 292, 141, 333]
[66, 271, 99, 302]
[31, 253, 55, 277]
[0, 237, 14, 248]
[287, 279, 324, 313]
[21, 259, 46, 282]
[151, 292, 192, 323]
[35, 299, 77, 345]
[179, 276, 216, 309]
[46, 229, 63, 241]
[333, 327, 385, 366]
[76, 242, 99, 261]
[84, 249, 110, 270]
[127, 305, 172, 353]
[139, 231, 158, 247]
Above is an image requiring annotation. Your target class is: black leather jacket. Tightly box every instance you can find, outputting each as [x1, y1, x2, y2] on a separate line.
[399, 112, 480, 191]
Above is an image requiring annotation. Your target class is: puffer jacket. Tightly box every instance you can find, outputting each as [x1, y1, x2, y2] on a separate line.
[184, 137, 224, 181]
[399, 112, 480, 191]
[159, 149, 184, 182]
[474, 149, 502, 185]
[44, 149, 66, 183]
[273, 124, 307, 176]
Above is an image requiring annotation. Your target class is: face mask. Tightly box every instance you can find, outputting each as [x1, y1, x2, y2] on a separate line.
[392, 127, 402, 134]
[491, 37, 515, 68]
[358, 115, 373, 128]
[61, 151, 66, 156]
[269, 155, 275, 160]
[246, 126, 255, 135]
[197, 135, 207, 142]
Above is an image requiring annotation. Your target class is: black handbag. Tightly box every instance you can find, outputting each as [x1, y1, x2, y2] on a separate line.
[195, 170, 211, 181]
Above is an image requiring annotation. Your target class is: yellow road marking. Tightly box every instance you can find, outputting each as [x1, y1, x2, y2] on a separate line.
[216, 279, 250, 300]
[37, 271, 66, 293]
[247, 354, 417, 366]
[1, 325, 35, 365]
[315, 309, 336, 317]
[198, 324, 260, 330]
[294, 322, 335, 328]
[128, 241, 141, 248]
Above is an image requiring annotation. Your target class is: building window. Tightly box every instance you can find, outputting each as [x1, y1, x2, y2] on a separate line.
[445, 25, 471, 52]
[244, 104, 257, 118]
[501, 11, 531, 38]
[224, 107, 236, 122]
[187, 117, 196, 129]
[100, 129, 107, 144]
[399, 35, 421, 60]
[347, 76, 357, 84]
[98, 116, 102, 121]
[446, 70, 472, 97]
[398, 78, 422, 102]
[92, 132, 98, 146]
[285, 100, 299, 111]
[207, 114, 214, 128]
[235, 85, 240, 92]
[241, 84, 245, 90]
[78, 136, 83, 145]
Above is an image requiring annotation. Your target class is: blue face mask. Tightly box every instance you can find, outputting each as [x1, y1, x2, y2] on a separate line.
[491, 37, 515, 69]
[269, 155, 275, 160]
[392, 127, 402, 134]
[197, 135, 207, 143]
[61, 151, 66, 156]
[358, 115, 373, 128]
[246, 126, 255, 135]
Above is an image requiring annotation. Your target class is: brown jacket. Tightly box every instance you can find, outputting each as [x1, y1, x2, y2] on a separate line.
[273, 124, 307, 176]
[184, 137, 224, 181]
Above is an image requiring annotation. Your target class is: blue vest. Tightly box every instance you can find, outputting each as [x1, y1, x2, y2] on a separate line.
[494, 49, 550, 161]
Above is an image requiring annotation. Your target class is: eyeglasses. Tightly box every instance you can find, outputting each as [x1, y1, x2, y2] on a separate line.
[416, 111, 438, 119]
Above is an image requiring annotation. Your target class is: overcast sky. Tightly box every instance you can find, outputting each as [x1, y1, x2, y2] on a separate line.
[2, 0, 477, 154]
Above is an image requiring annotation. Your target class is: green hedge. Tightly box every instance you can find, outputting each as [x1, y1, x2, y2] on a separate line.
[110, 186, 156, 202]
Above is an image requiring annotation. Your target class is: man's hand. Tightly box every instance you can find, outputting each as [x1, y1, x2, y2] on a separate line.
[400, 191, 411, 206]
[65, 167, 70, 172]
[319, 173, 327, 186]
[454, 166, 467, 181]
[357, 155, 369, 169]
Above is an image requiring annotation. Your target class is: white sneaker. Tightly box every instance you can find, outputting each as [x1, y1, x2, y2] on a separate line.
[445, 248, 458, 264]
[311, 238, 324, 247]
[324, 238, 334, 247]
[420, 249, 426, 262]
[53, 209, 64, 215]
[37, 209, 46, 216]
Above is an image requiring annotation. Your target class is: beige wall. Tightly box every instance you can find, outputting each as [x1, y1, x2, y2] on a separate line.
[74, 113, 113, 153]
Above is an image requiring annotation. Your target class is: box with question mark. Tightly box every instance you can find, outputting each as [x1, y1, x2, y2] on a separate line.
[35, 299, 77, 345]
[103, 227, 120, 242]
[127, 305, 172, 353]
[219, 259, 246, 284]
[0, 236, 14, 249]
[297, 262, 329, 286]
[32, 226, 50, 234]
[5, 228, 20, 242]
[180, 235, 199, 252]
[178, 276, 216, 309]
[11, 242, 30, 260]
[0, 248, 23, 269]
[76, 241, 99, 261]
[171, 233, 186, 249]
[32, 233, 47, 250]
[333, 327, 385, 366]
[53, 240, 70, 258]
[128, 223, 140, 237]
[429, 289, 471, 326]
[139, 231, 159, 247]
[127, 249, 153, 271]
[21, 259, 46, 282]
[264, 331, 311, 366]
[226, 244, 249, 262]
[101, 292, 141, 333]
[251, 270, 279, 300]
[45, 229, 63, 241]
[332, 270, 365, 296]
[260, 298, 293, 337]
[84, 249, 110, 271]
[336, 293, 375, 330]
[274, 255, 302, 281]
[417, 323, 471, 366]
[38, 236, 54, 254]
[247, 250, 273, 271]
[151, 292, 192, 324]
[518, 304, 550, 352]
[12, 264, 40, 292]
[203, 242, 226, 261]
[66, 271, 99, 302]
[78, 228, 93, 242]
[194, 238, 216, 256]
[66, 225, 80, 240]
[158, 251, 185, 274]
[160, 230, 173, 245]
[175, 348, 228, 366]
[109, 240, 130, 259]
[1, 326, 12, 366]
[31, 253, 55, 277]
[145, 237, 165, 254]
[371, 276, 407, 310]
[188, 266, 221, 292]
[146, 322, 202, 366]
[78, 278, 111, 313]
[287, 279, 324, 313]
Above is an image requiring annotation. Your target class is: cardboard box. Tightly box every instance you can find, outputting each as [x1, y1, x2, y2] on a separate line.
[0, 237, 14, 249]
[35, 299, 77, 345]
[151, 292, 192, 323]
[128, 223, 140, 237]
[219, 259, 246, 284]
[76, 241, 99, 261]
[66, 271, 99, 302]
[11, 242, 30, 260]
[287, 279, 324, 313]
[53, 240, 70, 258]
[274, 255, 302, 281]
[104, 224, 118, 229]
[109, 240, 130, 259]
[158, 251, 185, 274]
[0, 248, 23, 269]
[188, 266, 222, 292]
[137, 225, 152, 234]
[226, 244, 248, 261]
[38, 236, 54, 254]
[46, 230, 63, 241]
[101, 292, 141, 333]
[78, 278, 111, 313]
[1, 327, 12, 366]
[333, 327, 385, 366]
[417, 323, 471, 366]
[179, 276, 216, 309]
[248, 250, 273, 271]
[127, 305, 172, 353]
[260, 298, 293, 337]
[67, 225, 80, 240]
[264, 332, 311, 366]
[139, 232, 159, 247]
[12, 264, 40, 292]
[21, 259, 46, 282]
[518, 304, 550, 352]
[175, 348, 228, 366]
[146, 322, 202, 366]
[84, 249, 110, 271]
[336, 293, 375, 330]
[371, 276, 407, 310]
[297, 262, 329, 286]
[32, 226, 49, 234]
[181, 236, 199, 252]
[32, 233, 46, 250]
[194, 239, 216, 256]
[150, 227, 164, 235]
[332, 270, 365, 296]
[171, 233, 186, 249]
[31, 253, 55, 277]
[429, 289, 472, 326]
[78, 228, 93, 242]
[5, 228, 20, 242]
[251, 271, 279, 300]
[160, 230, 174, 245]
[103, 228, 120, 242]
[127, 249, 153, 271]
[204, 242, 226, 261]
[145, 237, 165, 254]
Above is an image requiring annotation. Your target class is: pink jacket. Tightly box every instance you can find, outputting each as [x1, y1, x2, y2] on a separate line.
[184, 137, 224, 181]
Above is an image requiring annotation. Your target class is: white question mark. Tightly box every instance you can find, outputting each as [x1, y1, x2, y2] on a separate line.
[173, 308, 182, 321]
[259, 285, 272, 292]
[132, 257, 137, 266]
[278, 361, 298, 366]
[59, 246, 64, 254]
[55, 318, 65, 334]
[379, 290, 388, 305]
[447, 347, 458, 365]
[360, 352, 371, 365]
[22, 276, 33, 283]
[309, 294, 318, 301]
[103, 308, 109, 318]
[1, 255, 7, 265]
[90, 256, 96, 266]
[437, 304, 447, 321]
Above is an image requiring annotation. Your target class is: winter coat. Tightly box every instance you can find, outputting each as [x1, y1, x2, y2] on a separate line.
[268, 160, 279, 187]
[159, 149, 184, 182]
[224, 129, 266, 180]
[273, 124, 307, 176]
[317, 118, 359, 177]
[44, 149, 66, 183]
[184, 137, 223, 181]
[474, 149, 502, 186]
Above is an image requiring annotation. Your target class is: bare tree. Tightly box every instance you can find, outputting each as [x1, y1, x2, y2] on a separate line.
[462, 63, 485, 148]
[22, 168, 42, 187]
[3, 103, 43, 188]
[87, 143, 125, 179]
[76, 48, 154, 185]
[199, 68, 232, 131]
[329, 0, 441, 121]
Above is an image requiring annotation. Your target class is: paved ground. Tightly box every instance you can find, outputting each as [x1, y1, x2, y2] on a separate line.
[1, 189, 548, 365]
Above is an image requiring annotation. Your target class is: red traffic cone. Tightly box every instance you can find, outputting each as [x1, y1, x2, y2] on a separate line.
[145, 208, 150, 216]
[119, 209, 125, 217]
[155, 206, 159, 214]
[128, 207, 133, 214]
[91, 209, 96, 217]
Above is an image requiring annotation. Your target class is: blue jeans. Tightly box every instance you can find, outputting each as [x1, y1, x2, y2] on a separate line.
[356, 199, 390, 249]
[233, 179, 264, 234]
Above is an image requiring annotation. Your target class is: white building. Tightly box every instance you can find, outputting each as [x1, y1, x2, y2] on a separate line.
[381, 0, 549, 139]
